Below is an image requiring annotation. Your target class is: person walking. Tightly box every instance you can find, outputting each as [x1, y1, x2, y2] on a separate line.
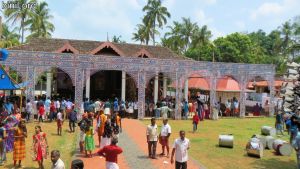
[275, 111, 284, 135]
[192, 113, 199, 133]
[84, 120, 95, 157]
[159, 119, 171, 157]
[69, 110, 77, 133]
[38, 105, 45, 123]
[146, 117, 159, 159]
[51, 150, 65, 169]
[25, 99, 33, 122]
[183, 100, 189, 120]
[32, 125, 48, 169]
[97, 110, 107, 146]
[13, 119, 27, 169]
[97, 136, 123, 169]
[57, 110, 63, 136]
[171, 130, 190, 169]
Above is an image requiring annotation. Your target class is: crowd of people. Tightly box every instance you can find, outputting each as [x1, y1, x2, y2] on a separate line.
[0, 93, 194, 169]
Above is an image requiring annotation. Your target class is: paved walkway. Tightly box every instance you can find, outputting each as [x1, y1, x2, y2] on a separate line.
[75, 119, 203, 169]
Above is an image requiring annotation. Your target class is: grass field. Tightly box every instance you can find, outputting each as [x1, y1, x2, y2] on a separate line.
[3, 120, 78, 169]
[142, 117, 297, 169]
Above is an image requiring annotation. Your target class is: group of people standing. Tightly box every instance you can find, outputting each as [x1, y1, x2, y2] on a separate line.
[146, 117, 191, 169]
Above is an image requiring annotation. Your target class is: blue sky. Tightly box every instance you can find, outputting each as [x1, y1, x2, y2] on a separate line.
[2, 0, 300, 43]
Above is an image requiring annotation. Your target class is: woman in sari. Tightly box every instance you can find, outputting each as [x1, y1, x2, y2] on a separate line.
[32, 125, 48, 169]
[4, 116, 18, 152]
[13, 119, 27, 168]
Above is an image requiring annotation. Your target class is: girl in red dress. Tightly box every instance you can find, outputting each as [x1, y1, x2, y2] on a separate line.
[32, 125, 48, 169]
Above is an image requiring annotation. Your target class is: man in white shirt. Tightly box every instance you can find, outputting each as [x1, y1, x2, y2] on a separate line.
[51, 150, 65, 169]
[146, 117, 159, 159]
[171, 130, 190, 169]
[159, 119, 171, 157]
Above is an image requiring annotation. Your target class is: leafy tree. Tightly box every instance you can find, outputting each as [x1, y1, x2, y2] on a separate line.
[4, 0, 35, 43]
[26, 1, 54, 39]
[0, 23, 20, 48]
[213, 33, 255, 63]
[142, 0, 171, 45]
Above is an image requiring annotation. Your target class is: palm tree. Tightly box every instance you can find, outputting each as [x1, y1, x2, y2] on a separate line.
[179, 17, 198, 52]
[4, 0, 34, 43]
[192, 25, 212, 48]
[0, 23, 20, 48]
[142, 0, 171, 45]
[162, 21, 185, 53]
[26, 1, 54, 39]
[279, 21, 293, 56]
[132, 22, 153, 45]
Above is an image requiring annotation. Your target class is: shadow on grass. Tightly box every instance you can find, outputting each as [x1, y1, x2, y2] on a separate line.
[137, 155, 150, 159]
[4, 164, 38, 169]
[251, 158, 296, 169]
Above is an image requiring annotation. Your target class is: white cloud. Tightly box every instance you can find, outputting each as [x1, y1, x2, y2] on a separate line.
[250, 0, 300, 20]
[201, 0, 217, 5]
[162, 0, 175, 10]
[195, 10, 214, 25]
[235, 21, 246, 30]
[51, 0, 136, 41]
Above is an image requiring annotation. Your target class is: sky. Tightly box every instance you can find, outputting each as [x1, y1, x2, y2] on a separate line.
[2, 0, 300, 43]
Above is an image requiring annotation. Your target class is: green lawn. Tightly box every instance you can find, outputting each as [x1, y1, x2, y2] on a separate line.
[142, 117, 297, 169]
[3, 120, 78, 169]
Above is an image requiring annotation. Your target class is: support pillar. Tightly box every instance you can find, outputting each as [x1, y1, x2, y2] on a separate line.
[163, 76, 167, 98]
[138, 71, 146, 119]
[239, 76, 246, 118]
[85, 69, 90, 100]
[184, 79, 188, 101]
[75, 69, 85, 112]
[121, 71, 126, 101]
[154, 73, 158, 104]
[209, 76, 217, 119]
[175, 72, 183, 120]
[46, 72, 52, 98]
[26, 66, 35, 103]
[269, 78, 275, 116]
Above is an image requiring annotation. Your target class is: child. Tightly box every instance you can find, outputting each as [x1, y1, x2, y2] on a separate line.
[38, 105, 45, 123]
[192, 113, 199, 133]
[32, 125, 48, 169]
[84, 120, 95, 157]
[56, 110, 63, 136]
[79, 127, 86, 153]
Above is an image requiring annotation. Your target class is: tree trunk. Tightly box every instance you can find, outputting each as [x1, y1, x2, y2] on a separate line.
[21, 19, 24, 43]
[152, 21, 156, 46]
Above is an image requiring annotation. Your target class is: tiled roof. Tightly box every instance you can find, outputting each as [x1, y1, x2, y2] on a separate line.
[8, 38, 187, 60]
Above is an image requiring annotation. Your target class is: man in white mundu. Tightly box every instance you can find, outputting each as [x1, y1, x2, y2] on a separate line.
[171, 130, 190, 169]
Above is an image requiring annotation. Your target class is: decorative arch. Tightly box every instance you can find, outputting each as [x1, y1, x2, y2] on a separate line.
[134, 48, 153, 58]
[90, 42, 125, 56]
[55, 42, 79, 54]
[35, 66, 75, 85]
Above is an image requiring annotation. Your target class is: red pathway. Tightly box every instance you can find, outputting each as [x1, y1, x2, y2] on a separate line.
[122, 119, 202, 169]
[76, 119, 203, 169]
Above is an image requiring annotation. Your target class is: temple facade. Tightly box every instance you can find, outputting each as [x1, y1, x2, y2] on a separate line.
[0, 38, 276, 119]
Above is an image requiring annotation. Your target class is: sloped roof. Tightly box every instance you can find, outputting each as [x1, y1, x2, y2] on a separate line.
[8, 38, 186, 60]
[0, 67, 19, 90]
[247, 80, 283, 88]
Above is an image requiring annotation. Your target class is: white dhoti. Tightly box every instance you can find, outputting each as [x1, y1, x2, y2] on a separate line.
[106, 162, 119, 169]
[104, 108, 111, 115]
